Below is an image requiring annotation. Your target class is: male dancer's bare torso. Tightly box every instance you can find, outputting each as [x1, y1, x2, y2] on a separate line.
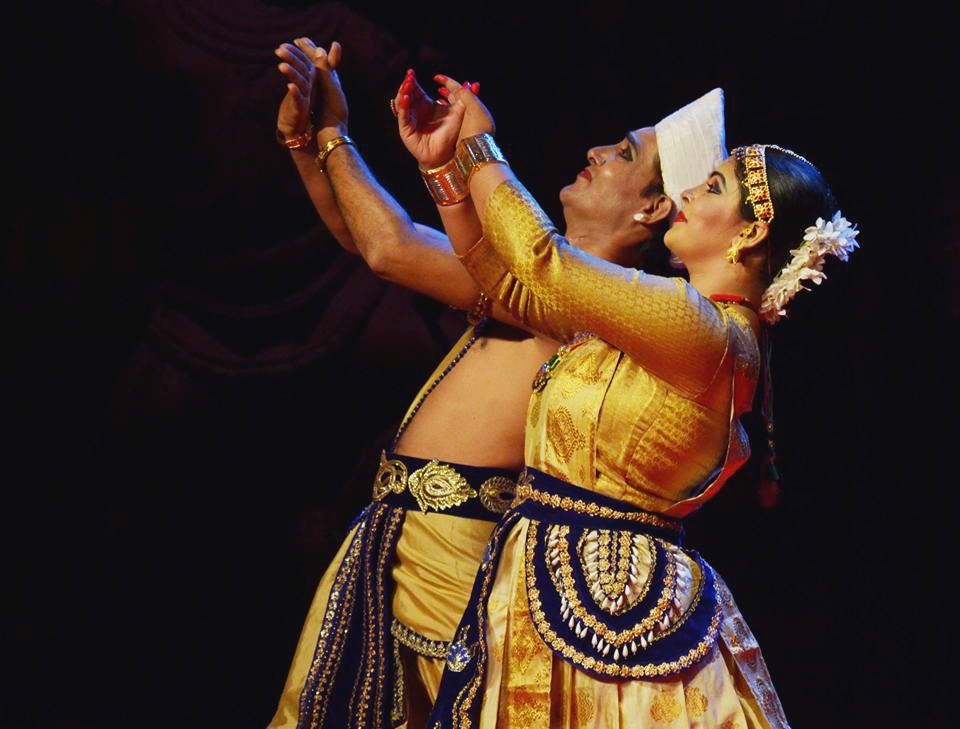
[393, 321, 557, 469]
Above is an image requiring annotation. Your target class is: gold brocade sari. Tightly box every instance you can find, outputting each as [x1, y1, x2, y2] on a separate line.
[424, 181, 790, 729]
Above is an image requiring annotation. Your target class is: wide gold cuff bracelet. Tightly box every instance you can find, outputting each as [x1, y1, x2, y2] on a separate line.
[420, 157, 469, 206]
[455, 132, 508, 183]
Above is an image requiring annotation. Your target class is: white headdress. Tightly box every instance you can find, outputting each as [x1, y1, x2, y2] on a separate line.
[652, 88, 726, 219]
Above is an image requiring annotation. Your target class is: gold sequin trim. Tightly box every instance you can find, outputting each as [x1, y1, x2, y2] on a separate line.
[656, 557, 706, 641]
[451, 514, 520, 729]
[478, 476, 516, 513]
[391, 619, 451, 659]
[512, 477, 682, 532]
[350, 506, 402, 728]
[373, 509, 403, 723]
[372, 451, 515, 515]
[527, 521, 722, 677]
[302, 510, 368, 729]
[391, 637, 405, 725]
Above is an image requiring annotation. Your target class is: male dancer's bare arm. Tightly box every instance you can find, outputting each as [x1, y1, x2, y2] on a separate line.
[277, 39, 484, 311]
[318, 133, 484, 311]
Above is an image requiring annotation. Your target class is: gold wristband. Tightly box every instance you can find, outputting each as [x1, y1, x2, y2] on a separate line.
[315, 134, 355, 172]
[454, 133, 508, 183]
[276, 123, 315, 150]
[419, 157, 469, 207]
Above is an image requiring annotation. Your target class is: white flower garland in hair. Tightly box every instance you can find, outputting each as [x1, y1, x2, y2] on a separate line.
[758, 211, 860, 324]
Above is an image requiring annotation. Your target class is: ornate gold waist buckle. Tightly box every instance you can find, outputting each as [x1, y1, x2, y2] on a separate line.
[372, 451, 516, 515]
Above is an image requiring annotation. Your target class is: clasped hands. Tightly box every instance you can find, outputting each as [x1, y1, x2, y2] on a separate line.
[275, 37, 495, 170]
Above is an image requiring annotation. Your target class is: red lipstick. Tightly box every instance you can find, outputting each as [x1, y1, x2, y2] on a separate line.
[578, 168, 592, 181]
[675, 211, 687, 222]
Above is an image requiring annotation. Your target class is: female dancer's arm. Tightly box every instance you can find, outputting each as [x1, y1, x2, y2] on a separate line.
[437, 79, 733, 395]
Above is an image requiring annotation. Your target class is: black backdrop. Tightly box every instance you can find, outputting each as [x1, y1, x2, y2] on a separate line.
[3, 1, 956, 727]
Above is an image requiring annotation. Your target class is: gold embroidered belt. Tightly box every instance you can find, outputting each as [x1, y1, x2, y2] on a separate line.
[390, 619, 451, 659]
[372, 450, 518, 521]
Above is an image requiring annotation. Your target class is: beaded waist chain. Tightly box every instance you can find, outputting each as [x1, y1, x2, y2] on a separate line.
[511, 467, 684, 543]
[372, 451, 518, 521]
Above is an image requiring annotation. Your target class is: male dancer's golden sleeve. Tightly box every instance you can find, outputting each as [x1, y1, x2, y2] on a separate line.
[460, 179, 732, 397]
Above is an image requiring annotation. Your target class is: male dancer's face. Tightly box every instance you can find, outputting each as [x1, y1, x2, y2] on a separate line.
[559, 127, 662, 232]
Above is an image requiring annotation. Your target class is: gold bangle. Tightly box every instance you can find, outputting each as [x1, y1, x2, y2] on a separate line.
[315, 134, 355, 172]
[455, 236, 485, 261]
[454, 133, 508, 184]
[419, 157, 468, 207]
[467, 292, 492, 325]
[276, 123, 314, 150]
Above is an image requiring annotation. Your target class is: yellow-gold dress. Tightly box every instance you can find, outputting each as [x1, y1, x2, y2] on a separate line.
[426, 180, 790, 729]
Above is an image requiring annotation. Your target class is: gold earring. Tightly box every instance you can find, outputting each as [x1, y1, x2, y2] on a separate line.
[725, 224, 757, 264]
[725, 239, 744, 264]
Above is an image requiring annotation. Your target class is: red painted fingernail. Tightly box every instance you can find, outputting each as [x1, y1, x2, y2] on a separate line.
[471, 82, 480, 94]
[438, 87, 450, 97]
[434, 74, 448, 83]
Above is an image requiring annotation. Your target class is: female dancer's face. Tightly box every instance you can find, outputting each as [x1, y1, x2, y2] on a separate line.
[663, 157, 749, 267]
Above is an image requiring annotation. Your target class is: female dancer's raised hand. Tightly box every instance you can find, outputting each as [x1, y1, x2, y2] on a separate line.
[432, 74, 496, 144]
[396, 71, 480, 169]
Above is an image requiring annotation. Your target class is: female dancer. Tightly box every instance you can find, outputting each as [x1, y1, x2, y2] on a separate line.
[404, 78, 859, 728]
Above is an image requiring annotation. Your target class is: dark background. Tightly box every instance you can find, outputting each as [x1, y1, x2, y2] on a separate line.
[3, 1, 956, 727]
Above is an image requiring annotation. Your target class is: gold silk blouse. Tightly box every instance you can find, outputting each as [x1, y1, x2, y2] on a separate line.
[461, 180, 760, 517]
